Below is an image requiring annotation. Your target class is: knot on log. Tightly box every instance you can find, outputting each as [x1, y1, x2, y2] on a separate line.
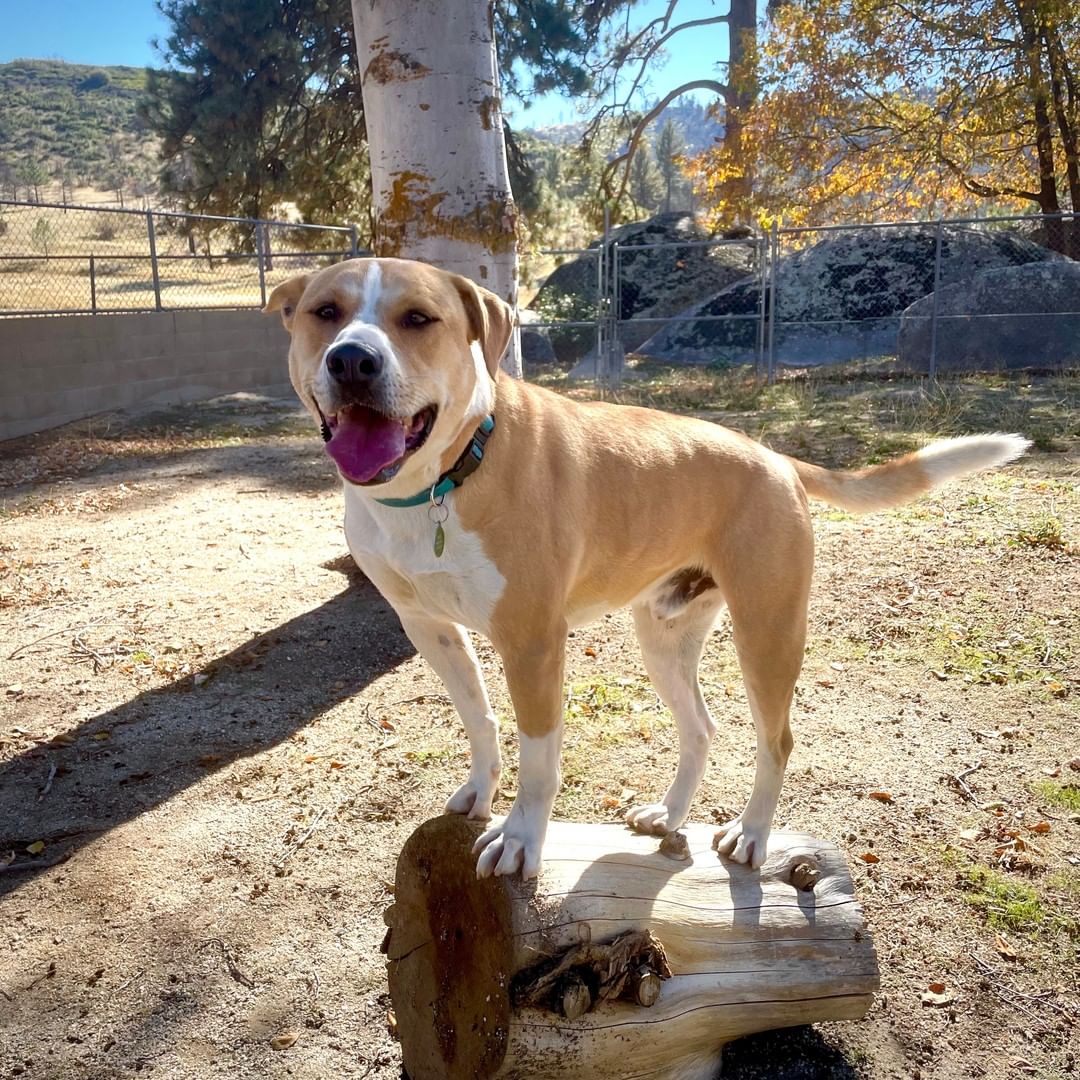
[790, 860, 821, 892]
[510, 929, 672, 1019]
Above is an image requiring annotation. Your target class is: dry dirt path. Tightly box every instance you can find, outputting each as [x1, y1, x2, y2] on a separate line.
[1, 390, 1077, 1080]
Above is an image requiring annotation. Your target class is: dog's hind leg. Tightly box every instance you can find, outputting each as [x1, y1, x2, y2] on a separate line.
[712, 516, 813, 869]
[625, 591, 724, 836]
[398, 614, 501, 821]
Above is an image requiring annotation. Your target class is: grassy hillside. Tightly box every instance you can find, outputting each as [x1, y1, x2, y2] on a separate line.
[0, 60, 156, 197]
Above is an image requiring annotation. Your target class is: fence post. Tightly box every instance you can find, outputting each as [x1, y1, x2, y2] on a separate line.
[767, 220, 779, 384]
[146, 210, 162, 311]
[755, 233, 767, 380]
[349, 224, 359, 258]
[256, 224, 268, 308]
[928, 217, 944, 382]
[90, 253, 97, 314]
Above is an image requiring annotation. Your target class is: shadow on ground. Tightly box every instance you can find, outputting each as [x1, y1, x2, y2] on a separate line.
[0, 573, 414, 898]
[723, 1026, 863, 1079]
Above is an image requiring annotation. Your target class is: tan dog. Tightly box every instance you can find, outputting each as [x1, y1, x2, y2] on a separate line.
[267, 257, 1028, 879]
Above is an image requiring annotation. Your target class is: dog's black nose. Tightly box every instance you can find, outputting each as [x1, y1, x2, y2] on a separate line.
[325, 341, 383, 384]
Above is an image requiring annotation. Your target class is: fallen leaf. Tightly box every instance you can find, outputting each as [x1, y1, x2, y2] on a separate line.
[25, 841, 45, 855]
[868, 791, 894, 803]
[387, 1009, 398, 1039]
[921, 988, 954, 1007]
[1041, 766, 1061, 777]
[379, 718, 395, 731]
[91, 731, 110, 741]
[600, 796, 621, 810]
[994, 933, 1020, 960]
[816, 678, 835, 689]
[270, 1032, 299, 1051]
[329, 760, 346, 770]
[928, 981, 947, 994]
[1069, 757, 1080, 772]
[193, 673, 210, 687]
[303, 755, 318, 764]
[929, 670, 948, 681]
[958, 828, 981, 841]
[859, 851, 880, 863]
[1045, 680, 1066, 698]
[1029, 821, 1051, 834]
[5, 684, 24, 697]
[584, 647, 597, 658]
[829, 661, 847, 672]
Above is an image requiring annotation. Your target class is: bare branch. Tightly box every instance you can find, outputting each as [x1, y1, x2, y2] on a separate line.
[600, 79, 728, 206]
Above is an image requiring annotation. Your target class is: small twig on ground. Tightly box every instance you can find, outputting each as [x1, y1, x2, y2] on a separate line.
[7, 615, 109, 660]
[198, 938, 255, 989]
[272, 808, 329, 870]
[0, 985, 13, 1002]
[951, 762, 982, 802]
[0, 850, 75, 875]
[37, 762, 57, 802]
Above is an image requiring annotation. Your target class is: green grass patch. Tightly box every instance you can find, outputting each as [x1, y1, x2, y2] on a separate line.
[1008, 514, 1068, 551]
[1033, 780, 1080, 813]
[926, 612, 1070, 688]
[958, 864, 1076, 938]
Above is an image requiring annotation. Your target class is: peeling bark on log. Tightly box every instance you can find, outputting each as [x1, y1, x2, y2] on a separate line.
[385, 817, 879, 1080]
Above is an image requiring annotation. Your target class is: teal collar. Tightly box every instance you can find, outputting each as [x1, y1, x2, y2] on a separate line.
[374, 415, 495, 508]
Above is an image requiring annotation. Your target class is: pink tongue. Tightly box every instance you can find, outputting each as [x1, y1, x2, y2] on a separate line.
[325, 407, 406, 484]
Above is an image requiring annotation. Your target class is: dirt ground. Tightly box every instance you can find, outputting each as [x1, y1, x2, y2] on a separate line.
[1, 372, 1077, 1080]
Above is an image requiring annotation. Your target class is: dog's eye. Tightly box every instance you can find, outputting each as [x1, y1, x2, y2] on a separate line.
[401, 309, 436, 329]
[312, 303, 340, 322]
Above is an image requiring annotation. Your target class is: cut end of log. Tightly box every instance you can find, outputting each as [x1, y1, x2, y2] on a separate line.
[385, 814, 512, 1080]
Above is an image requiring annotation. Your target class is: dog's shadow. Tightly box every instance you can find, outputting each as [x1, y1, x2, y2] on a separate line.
[0, 571, 414, 898]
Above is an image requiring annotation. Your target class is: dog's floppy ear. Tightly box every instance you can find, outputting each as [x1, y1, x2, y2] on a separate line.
[264, 274, 310, 332]
[453, 275, 514, 377]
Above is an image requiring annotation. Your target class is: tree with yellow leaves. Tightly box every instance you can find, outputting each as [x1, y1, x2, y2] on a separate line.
[690, 0, 1080, 252]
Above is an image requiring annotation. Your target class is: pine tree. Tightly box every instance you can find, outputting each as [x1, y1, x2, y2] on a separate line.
[655, 120, 687, 213]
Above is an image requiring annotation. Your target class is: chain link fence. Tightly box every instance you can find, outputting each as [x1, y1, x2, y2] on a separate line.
[0, 200, 361, 315]
[523, 210, 1080, 386]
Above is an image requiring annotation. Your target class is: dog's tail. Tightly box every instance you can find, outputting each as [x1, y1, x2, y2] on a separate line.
[790, 434, 1031, 513]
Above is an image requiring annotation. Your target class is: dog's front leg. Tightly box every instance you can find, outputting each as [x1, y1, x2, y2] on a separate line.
[473, 625, 567, 879]
[398, 614, 501, 821]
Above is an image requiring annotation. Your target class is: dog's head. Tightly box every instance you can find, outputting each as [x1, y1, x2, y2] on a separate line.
[266, 258, 513, 494]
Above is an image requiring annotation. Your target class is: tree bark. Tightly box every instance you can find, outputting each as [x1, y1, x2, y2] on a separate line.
[721, 0, 757, 220]
[349, 0, 521, 375]
[386, 816, 879, 1080]
[1017, 0, 1064, 251]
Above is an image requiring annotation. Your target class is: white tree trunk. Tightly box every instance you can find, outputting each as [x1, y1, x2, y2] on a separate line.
[350, 0, 522, 376]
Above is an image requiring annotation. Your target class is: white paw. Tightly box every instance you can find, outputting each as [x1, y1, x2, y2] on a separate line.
[472, 799, 548, 879]
[624, 802, 686, 836]
[713, 816, 770, 868]
[445, 773, 497, 820]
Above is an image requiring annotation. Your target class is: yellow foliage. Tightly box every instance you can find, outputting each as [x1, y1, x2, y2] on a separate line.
[690, 0, 1080, 230]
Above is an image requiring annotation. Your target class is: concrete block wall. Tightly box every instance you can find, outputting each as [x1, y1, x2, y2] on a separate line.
[0, 310, 293, 441]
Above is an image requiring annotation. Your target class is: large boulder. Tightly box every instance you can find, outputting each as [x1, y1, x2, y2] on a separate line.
[518, 309, 557, 369]
[898, 260, 1080, 372]
[638, 225, 1067, 366]
[529, 212, 757, 364]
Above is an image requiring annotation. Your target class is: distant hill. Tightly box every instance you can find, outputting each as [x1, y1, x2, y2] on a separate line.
[524, 98, 722, 154]
[0, 60, 156, 196]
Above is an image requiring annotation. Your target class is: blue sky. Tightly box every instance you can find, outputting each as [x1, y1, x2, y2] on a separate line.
[0, 0, 728, 128]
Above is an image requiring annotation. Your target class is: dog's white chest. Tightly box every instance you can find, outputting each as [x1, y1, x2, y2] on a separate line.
[343, 491, 505, 633]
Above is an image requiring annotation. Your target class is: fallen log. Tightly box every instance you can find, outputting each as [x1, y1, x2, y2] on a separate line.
[384, 816, 879, 1080]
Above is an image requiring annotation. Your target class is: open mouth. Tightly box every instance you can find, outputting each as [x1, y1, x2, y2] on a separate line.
[320, 403, 437, 486]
